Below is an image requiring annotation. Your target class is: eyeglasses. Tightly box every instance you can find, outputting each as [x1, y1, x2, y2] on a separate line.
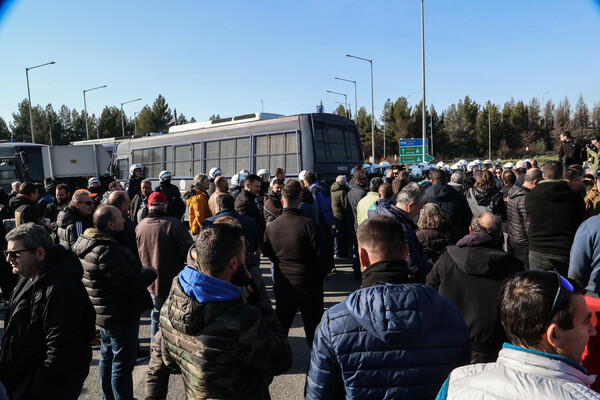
[546, 272, 574, 325]
[4, 248, 35, 259]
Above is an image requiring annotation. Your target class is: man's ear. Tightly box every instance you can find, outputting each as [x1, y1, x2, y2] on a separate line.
[35, 247, 46, 262]
[544, 323, 561, 348]
[359, 247, 370, 271]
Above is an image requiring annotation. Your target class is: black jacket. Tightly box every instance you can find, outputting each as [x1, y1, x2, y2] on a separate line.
[525, 180, 585, 256]
[507, 184, 530, 244]
[263, 208, 333, 291]
[56, 206, 93, 251]
[0, 245, 95, 400]
[559, 138, 584, 166]
[72, 228, 156, 327]
[425, 183, 472, 233]
[263, 189, 283, 227]
[465, 186, 507, 221]
[235, 189, 265, 248]
[426, 234, 524, 356]
[330, 181, 348, 229]
[346, 183, 366, 231]
[129, 192, 148, 224]
[361, 259, 413, 288]
[416, 225, 465, 263]
[9, 194, 39, 225]
[155, 182, 185, 220]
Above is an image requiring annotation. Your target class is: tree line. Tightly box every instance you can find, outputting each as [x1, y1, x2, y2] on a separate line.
[0, 95, 195, 145]
[334, 94, 600, 161]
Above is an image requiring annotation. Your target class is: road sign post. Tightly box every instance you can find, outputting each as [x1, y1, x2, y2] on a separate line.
[399, 138, 433, 164]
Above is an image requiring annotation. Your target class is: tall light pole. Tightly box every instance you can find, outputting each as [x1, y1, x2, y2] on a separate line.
[488, 101, 492, 160]
[335, 77, 357, 121]
[334, 101, 352, 118]
[326, 90, 348, 116]
[420, 0, 427, 162]
[26, 61, 55, 143]
[83, 85, 107, 141]
[121, 98, 141, 137]
[347, 54, 374, 163]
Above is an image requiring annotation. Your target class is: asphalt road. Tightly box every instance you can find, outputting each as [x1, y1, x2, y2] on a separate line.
[0, 257, 359, 400]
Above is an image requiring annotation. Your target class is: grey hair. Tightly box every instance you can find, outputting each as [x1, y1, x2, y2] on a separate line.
[450, 171, 464, 184]
[141, 179, 152, 186]
[396, 183, 425, 209]
[71, 190, 89, 206]
[471, 212, 502, 238]
[6, 222, 54, 251]
[418, 203, 449, 230]
[193, 173, 209, 187]
[336, 175, 347, 185]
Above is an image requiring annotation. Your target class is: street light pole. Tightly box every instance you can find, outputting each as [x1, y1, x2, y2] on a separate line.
[335, 77, 357, 121]
[488, 101, 492, 160]
[26, 61, 55, 143]
[326, 90, 348, 117]
[83, 85, 107, 141]
[134, 112, 139, 137]
[421, 0, 427, 162]
[347, 54, 374, 163]
[120, 98, 142, 137]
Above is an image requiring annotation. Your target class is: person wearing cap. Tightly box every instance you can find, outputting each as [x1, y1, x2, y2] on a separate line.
[73, 205, 156, 400]
[154, 170, 186, 220]
[187, 174, 212, 235]
[135, 191, 193, 344]
[56, 189, 95, 251]
[125, 164, 144, 200]
[437, 271, 598, 399]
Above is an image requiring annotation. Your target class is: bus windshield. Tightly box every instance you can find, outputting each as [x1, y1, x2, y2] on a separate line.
[313, 120, 362, 162]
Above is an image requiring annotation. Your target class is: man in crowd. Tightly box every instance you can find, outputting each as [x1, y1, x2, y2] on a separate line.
[44, 183, 70, 225]
[305, 216, 470, 399]
[346, 169, 367, 278]
[437, 271, 598, 399]
[9, 182, 40, 225]
[208, 175, 229, 215]
[73, 205, 156, 400]
[525, 161, 585, 275]
[374, 182, 431, 282]
[356, 177, 382, 226]
[155, 170, 186, 220]
[203, 194, 257, 252]
[425, 169, 472, 234]
[57, 189, 95, 251]
[159, 223, 292, 398]
[303, 171, 335, 228]
[0, 223, 95, 399]
[136, 192, 193, 343]
[263, 178, 284, 227]
[331, 175, 349, 259]
[106, 190, 137, 256]
[274, 167, 286, 181]
[507, 168, 542, 268]
[427, 212, 524, 362]
[100, 180, 125, 205]
[235, 174, 265, 251]
[559, 131, 584, 167]
[130, 179, 152, 224]
[263, 180, 334, 346]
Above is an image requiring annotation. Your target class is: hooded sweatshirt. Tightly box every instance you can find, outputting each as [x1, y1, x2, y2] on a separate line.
[425, 183, 472, 233]
[427, 234, 524, 355]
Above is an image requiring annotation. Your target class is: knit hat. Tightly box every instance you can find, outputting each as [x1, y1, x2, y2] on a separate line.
[148, 192, 168, 206]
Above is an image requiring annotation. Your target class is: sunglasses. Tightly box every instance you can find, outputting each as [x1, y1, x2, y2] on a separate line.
[4, 248, 35, 258]
[546, 272, 574, 325]
[80, 201, 94, 206]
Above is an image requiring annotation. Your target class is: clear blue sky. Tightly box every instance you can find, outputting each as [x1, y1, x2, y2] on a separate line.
[1, 0, 599, 126]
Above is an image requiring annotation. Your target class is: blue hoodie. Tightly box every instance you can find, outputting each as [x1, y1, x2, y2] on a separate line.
[178, 266, 241, 303]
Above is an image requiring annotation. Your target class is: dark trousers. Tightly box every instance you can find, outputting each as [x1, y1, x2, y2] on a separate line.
[529, 249, 569, 276]
[508, 239, 529, 270]
[274, 281, 324, 347]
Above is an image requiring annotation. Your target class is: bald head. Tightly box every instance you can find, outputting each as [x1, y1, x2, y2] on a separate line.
[107, 190, 130, 214]
[470, 212, 502, 239]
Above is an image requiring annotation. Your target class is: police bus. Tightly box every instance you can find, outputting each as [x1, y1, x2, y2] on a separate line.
[112, 111, 364, 188]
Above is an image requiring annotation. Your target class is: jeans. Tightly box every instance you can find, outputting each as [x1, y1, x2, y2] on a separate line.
[99, 318, 140, 400]
[333, 228, 347, 257]
[528, 250, 569, 276]
[150, 295, 166, 344]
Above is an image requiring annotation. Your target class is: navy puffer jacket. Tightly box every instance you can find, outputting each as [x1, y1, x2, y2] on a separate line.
[305, 284, 471, 400]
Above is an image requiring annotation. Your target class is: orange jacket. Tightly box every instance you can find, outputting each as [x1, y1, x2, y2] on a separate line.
[187, 189, 212, 234]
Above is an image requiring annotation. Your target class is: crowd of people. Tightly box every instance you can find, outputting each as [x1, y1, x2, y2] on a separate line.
[1, 139, 600, 399]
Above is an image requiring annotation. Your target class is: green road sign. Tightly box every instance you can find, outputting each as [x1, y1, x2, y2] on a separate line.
[399, 154, 435, 164]
[400, 146, 428, 155]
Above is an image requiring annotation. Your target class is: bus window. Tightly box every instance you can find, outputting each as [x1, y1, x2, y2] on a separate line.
[254, 132, 298, 176]
[133, 147, 162, 178]
[174, 145, 191, 177]
[204, 137, 249, 177]
[164, 146, 172, 172]
[313, 121, 361, 162]
[117, 159, 128, 180]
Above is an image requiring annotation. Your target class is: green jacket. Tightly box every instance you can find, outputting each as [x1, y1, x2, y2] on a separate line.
[587, 146, 600, 170]
[160, 264, 292, 399]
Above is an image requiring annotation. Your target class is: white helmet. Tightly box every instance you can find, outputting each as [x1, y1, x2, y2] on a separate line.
[239, 169, 250, 176]
[450, 163, 461, 171]
[257, 168, 270, 177]
[371, 164, 381, 175]
[87, 177, 101, 188]
[380, 161, 391, 168]
[159, 170, 172, 182]
[467, 161, 479, 171]
[209, 167, 222, 179]
[483, 159, 493, 167]
[410, 167, 423, 178]
[459, 159, 468, 167]
[129, 164, 143, 177]
[298, 170, 310, 182]
[419, 162, 430, 171]
[442, 165, 451, 173]
[503, 162, 514, 169]
[231, 173, 246, 187]
[436, 161, 446, 168]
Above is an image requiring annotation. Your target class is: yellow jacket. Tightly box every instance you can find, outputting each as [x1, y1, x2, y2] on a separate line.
[187, 189, 212, 234]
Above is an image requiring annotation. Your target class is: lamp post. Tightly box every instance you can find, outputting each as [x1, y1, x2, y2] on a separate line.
[26, 61, 55, 143]
[334, 101, 352, 118]
[120, 98, 141, 137]
[326, 90, 348, 116]
[134, 111, 139, 137]
[83, 85, 107, 141]
[488, 101, 492, 160]
[335, 77, 357, 121]
[420, 0, 427, 161]
[347, 54, 374, 163]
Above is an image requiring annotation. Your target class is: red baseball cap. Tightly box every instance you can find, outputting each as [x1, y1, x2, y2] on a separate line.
[148, 192, 167, 206]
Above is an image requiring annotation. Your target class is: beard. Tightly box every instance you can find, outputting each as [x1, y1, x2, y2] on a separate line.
[57, 197, 69, 205]
[231, 264, 250, 287]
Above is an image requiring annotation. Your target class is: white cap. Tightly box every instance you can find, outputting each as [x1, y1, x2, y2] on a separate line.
[459, 159, 468, 167]
[380, 161, 391, 168]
